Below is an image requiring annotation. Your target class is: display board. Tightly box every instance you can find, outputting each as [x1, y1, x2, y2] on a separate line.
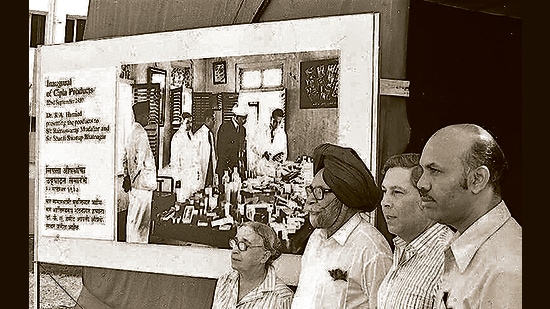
[34, 13, 380, 284]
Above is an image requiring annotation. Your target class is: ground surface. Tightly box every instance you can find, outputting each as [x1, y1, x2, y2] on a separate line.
[29, 235, 83, 309]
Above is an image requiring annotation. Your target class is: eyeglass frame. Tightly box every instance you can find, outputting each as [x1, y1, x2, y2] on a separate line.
[305, 185, 334, 201]
[229, 237, 265, 252]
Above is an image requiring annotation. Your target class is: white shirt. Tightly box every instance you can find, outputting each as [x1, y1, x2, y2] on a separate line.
[266, 122, 287, 162]
[436, 201, 522, 309]
[292, 213, 393, 309]
[194, 124, 217, 187]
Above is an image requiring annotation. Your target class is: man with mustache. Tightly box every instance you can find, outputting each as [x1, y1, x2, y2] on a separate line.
[377, 153, 453, 309]
[417, 124, 521, 309]
[291, 143, 392, 309]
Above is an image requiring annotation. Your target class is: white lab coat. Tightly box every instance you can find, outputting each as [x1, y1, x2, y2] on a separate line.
[251, 122, 288, 176]
[122, 122, 157, 243]
[164, 127, 200, 201]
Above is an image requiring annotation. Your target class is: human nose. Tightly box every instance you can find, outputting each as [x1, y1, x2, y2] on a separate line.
[417, 172, 430, 193]
[304, 195, 317, 212]
[380, 193, 391, 208]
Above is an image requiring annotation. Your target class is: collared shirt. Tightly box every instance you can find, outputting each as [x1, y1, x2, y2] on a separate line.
[212, 265, 294, 309]
[377, 223, 454, 309]
[436, 201, 522, 309]
[291, 213, 393, 309]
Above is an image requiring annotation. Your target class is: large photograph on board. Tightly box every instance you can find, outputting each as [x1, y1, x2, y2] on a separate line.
[115, 51, 344, 254]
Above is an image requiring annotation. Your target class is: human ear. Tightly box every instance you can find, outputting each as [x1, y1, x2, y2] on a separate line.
[470, 166, 490, 194]
[260, 251, 271, 264]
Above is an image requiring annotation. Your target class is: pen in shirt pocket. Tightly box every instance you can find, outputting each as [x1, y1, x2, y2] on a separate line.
[442, 292, 450, 309]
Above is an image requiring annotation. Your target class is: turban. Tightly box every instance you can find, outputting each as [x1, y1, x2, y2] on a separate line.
[313, 143, 381, 212]
[232, 104, 249, 116]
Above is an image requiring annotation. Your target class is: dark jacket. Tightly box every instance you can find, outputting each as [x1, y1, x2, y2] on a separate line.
[216, 119, 247, 178]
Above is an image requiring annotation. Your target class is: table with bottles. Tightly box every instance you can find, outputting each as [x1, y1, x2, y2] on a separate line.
[150, 157, 316, 254]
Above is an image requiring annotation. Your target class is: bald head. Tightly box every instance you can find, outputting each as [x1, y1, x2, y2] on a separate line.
[428, 124, 508, 196]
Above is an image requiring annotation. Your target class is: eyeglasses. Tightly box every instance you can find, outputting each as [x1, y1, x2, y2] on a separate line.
[229, 237, 264, 252]
[305, 185, 333, 201]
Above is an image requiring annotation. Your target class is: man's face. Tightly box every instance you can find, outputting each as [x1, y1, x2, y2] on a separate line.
[381, 167, 432, 242]
[205, 115, 215, 130]
[236, 115, 247, 126]
[304, 168, 341, 229]
[136, 112, 149, 127]
[184, 118, 193, 132]
[271, 115, 283, 128]
[417, 133, 472, 227]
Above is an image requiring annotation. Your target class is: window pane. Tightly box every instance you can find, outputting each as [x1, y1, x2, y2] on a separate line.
[76, 19, 86, 41]
[65, 19, 75, 43]
[241, 70, 262, 88]
[30, 14, 46, 47]
[263, 68, 283, 87]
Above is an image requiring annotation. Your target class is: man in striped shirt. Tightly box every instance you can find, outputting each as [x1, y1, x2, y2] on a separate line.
[377, 153, 454, 309]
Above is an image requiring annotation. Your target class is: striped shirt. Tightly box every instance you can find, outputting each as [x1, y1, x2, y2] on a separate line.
[377, 223, 454, 309]
[212, 265, 294, 309]
[291, 213, 393, 309]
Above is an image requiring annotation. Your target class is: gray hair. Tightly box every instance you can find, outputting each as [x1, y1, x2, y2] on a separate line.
[238, 221, 282, 267]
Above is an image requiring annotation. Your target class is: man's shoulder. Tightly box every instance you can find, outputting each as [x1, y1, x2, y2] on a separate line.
[481, 218, 522, 259]
[349, 218, 392, 249]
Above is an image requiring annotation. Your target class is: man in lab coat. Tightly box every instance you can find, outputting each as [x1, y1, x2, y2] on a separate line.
[253, 108, 288, 177]
[168, 112, 200, 202]
[195, 108, 217, 188]
[122, 101, 157, 243]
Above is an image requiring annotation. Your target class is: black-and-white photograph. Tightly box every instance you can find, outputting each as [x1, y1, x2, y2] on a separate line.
[29, 0, 521, 308]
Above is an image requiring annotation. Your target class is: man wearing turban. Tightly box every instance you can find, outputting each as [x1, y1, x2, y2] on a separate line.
[291, 143, 393, 309]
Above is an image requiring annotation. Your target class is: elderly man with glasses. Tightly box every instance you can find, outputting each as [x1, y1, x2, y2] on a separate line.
[291, 143, 393, 309]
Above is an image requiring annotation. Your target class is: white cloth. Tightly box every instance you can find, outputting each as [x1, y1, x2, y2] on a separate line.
[194, 124, 217, 188]
[435, 201, 522, 309]
[122, 122, 157, 243]
[291, 213, 393, 309]
[266, 123, 287, 162]
[163, 127, 200, 201]
[126, 189, 152, 243]
[250, 122, 288, 177]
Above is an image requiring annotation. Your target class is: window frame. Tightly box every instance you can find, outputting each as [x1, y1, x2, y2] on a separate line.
[236, 61, 285, 92]
[65, 15, 87, 43]
[29, 11, 47, 48]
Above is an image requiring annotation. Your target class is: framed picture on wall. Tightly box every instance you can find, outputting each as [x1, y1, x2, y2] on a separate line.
[213, 61, 227, 84]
